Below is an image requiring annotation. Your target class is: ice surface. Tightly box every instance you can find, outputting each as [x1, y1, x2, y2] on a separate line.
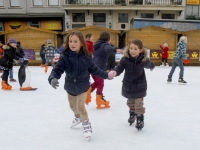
[0, 66, 199, 150]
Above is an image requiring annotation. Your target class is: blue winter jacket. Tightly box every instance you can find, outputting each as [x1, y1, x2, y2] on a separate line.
[93, 40, 117, 71]
[48, 49, 108, 96]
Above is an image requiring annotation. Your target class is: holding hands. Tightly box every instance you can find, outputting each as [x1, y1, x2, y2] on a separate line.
[108, 70, 117, 80]
[51, 78, 59, 89]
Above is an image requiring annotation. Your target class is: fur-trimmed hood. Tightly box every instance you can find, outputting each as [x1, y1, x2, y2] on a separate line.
[123, 47, 148, 62]
[3, 45, 10, 50]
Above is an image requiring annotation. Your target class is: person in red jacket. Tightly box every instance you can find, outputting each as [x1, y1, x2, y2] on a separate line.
[0, 41, 3, 73]
[160, 43, 169, 67]
[85, 33, 94, 56]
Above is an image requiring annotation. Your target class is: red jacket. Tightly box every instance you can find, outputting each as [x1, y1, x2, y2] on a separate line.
[160, 45, 169, 58]
[0, 47, 3, 58]
[86, 40, 94, 54]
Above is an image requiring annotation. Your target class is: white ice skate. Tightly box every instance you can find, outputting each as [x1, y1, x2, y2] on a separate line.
[165, 63, 169, 67]
[70, 117, 81, 128]
[160, 62, 164, 67]
[82, 120, 92, 142]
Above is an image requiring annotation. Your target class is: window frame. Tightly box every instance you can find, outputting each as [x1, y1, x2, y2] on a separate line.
[32, 0, 43, 6]
[93, 13, 106, 23]
[161, 13, 175, 19]
[9, 0, 21, 7]
[72, 13, 86, 23]
[48, 0, 59, 6]
[118, 13, 128, 23]
[0, 0, 4, 7]
[141, 13, 154, 19]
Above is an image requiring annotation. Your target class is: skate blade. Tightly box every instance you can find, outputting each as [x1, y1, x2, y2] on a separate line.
[96, 105, 110, 109]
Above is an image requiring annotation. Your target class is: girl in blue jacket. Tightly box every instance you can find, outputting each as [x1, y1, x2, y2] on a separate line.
[48, 31, 115, 141]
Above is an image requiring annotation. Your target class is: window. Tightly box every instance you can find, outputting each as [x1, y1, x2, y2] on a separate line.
[32, 0, 43, 6]
[30, 21, 40, 28]
[72, 24, 86, 28]
[93, 13, 106, 22]
[162, 14, 175, 19]
[0, 0, 4, 7]
[141, 13, 154, 18]
[72, 13, 85, 22]
[118, 13, 128, 23]
[0, 22, 3, 31]
[48, 0, 59, 6]
[10, 0, 20, 7]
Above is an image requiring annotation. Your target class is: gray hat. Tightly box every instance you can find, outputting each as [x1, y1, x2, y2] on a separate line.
[47, 39, 52, 44]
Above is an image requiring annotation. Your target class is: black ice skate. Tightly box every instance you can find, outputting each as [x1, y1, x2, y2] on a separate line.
[167, 78, 172, 83]
[178, 78, 187, 84]
[128, 109, 136, 126]
[135, 114, 144, 131]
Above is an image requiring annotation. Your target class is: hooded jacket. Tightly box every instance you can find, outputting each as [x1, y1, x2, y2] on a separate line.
[113, 49, 155, 99]
[173, 40, 187, 60]
[48, 48, 108, 96]
[92, 40, 117, 71]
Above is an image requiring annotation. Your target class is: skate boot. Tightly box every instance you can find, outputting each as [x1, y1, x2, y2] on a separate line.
[85, 87, 93, 105]
[70, 116, 81, 128]
[135, 114, 144, 131]
[178, 78, 187, 84]
[82, 120, 92, 142]
[128, 108, 137, 126]
[10, 78, 17, 82]
[45, 66, 48, 73]
[96, 94, 110, 109]
[160, 62, 164, 67]
[167, 78, 172, 83]
[1, 80, 12, 90]
[165, 63, 169, 67]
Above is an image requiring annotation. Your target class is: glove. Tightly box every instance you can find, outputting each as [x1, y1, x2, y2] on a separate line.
[51, 78, 59, 89]
[108, 70, 117, 80]
[19, 58, 24, 63]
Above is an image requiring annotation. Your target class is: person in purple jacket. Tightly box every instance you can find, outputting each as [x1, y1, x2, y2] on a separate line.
[112, 39, 155, 131]
[85, 31, 123, 108]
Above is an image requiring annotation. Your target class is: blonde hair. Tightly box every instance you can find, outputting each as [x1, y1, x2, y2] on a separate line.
[163, 43, 168, 47]
[179, 36, 187, 41]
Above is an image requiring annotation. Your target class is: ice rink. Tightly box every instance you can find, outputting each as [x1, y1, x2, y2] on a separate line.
[0, 66, 199, 150]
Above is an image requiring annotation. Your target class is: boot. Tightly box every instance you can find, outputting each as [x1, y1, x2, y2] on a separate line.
[1, 80, 12, 90]
[128, 108, 137, 126]
[85, 87, 93, 105]
[10, 78, 17, 82]
[165, 63, 169, 67]
[40, 64, 46, 67]
[96, 94, 110, 109]
[160, 62, 164, 67]
[167, 78, 172, 83]
[82, 120, 92, 141]
[178, 78, 187, 84]
[45, 66, 48, 73]
[135, 114, 144, 130]
[70, 116, 81, 128]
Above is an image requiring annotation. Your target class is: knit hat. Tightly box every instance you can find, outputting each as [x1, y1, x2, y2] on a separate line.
[47, 39, 52, 44]
[8, 38, 17, 44]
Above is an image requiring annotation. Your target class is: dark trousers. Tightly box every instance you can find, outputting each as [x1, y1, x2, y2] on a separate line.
[107, 54, 116, 70]
[161, 58, 168, 63]
[40, 55, 46, 64]
[2, 70, 9, 83]
[90, 75, 104, 95]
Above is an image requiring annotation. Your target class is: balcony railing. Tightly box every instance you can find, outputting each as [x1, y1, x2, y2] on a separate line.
[65, 0, 182, 5]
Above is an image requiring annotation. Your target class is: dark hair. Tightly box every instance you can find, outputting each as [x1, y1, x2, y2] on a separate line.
[64, 31, 90, 57]
[41, 44, 45, 47]
[85, 33, 93, 39]
[0, 41, 3, 44]
[17, 41, 21, 45]
[98, 31, 110, 41]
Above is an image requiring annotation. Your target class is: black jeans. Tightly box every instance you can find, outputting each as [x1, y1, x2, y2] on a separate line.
[2, 70, 9, 83]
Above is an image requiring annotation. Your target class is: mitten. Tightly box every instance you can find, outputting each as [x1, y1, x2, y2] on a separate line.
[51, 78, 59, 89]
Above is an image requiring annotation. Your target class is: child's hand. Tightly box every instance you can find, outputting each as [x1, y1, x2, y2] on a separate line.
[108, 71, 117, 79]
[51, 78, 59, 89]
[117, 49, 123, 54]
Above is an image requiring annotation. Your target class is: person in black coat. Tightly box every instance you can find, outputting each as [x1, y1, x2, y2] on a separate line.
[113, 39, 155, 130]
[0, 38, 24, 90]
[40, 44, 46, 67]
[48, 31, 115, 139]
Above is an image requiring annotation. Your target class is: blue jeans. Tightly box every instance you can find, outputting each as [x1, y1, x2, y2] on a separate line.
[168, 57, 184, 79]
[9, 69, 13, 79]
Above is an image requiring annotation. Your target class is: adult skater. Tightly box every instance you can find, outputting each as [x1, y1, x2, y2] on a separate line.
[112, 39, 155, 130]
[167, 36, 187, 83]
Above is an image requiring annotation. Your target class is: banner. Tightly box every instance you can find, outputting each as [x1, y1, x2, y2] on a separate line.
[150, 50, 199, 60]
[187, 0, 199, 5]
[4, 21, 26, 31]
[24, 49, 35, 60]
[41, 20, 62, 30]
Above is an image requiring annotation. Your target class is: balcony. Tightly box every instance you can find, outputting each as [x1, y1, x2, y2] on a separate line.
[65, 0, 182, 5]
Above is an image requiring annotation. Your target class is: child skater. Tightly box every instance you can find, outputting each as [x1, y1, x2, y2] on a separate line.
[85, 33, 94, 55]
[0, 38, 24, 90]
[167, 36, 187, 83]
[85, 31, 123, 108]
[48, 31, 116, 141]
[112, 39, 155, 130]
[160, 43, 169, 67]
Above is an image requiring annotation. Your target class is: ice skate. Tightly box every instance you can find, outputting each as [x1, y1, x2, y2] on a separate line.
[10, 78, 17, 82]
[85, 87, 93, 105]
[160, 62, 164, 67]
[178, 78, 187, 84]
[70, 117, 81, 128]
[96, 94, 110, 109]
[135, 114, 144, 131]
[165, 63, 169, 67]
[82, 120, 92, 142]
[167, 78, 172, 83]
[128, 109, 137, 126]
[45, 66, 48, 73]
[1, 80, 12, 90]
